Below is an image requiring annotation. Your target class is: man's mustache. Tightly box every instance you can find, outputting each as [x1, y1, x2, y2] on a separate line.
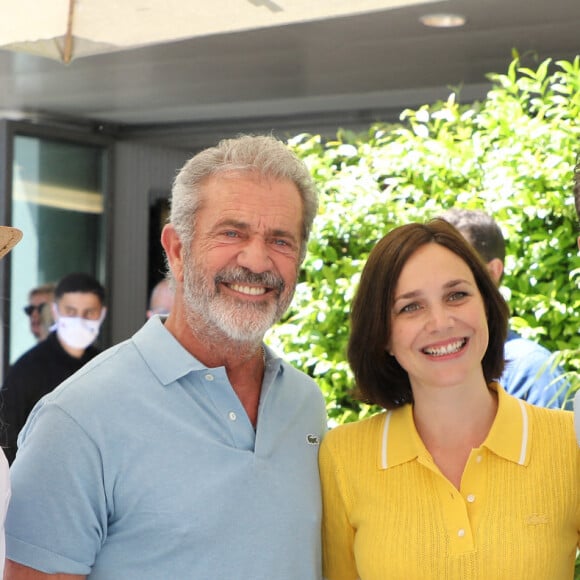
[214, 268, 285, 293]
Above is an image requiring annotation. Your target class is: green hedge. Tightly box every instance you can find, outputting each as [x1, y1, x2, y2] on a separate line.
[266, 56, 580, 425]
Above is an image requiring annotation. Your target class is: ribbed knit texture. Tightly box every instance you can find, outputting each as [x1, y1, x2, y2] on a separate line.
[320, 387, 579, 580]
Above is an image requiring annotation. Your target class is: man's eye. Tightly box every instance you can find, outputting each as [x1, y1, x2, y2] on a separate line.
[273, 239, 289, 246]
[224, 231, 239, 238]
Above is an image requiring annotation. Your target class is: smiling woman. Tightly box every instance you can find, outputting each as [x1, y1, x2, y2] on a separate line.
[319, 219, 580, 580]
[388, 243, 490, 397]
[348, 219, 508, 410]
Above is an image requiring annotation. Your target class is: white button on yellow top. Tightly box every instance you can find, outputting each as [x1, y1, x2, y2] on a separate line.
[457, 529, 465, 538]
[466, 494, 475, 503]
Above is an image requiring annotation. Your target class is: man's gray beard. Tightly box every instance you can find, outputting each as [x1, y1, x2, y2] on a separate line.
[182, 254, 295, 344]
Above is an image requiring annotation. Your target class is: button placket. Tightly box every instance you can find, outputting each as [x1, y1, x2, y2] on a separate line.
[198, 368, 256, 450]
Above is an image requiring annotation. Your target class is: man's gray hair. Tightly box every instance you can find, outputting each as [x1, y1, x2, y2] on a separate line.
[169, 134, 318, 262]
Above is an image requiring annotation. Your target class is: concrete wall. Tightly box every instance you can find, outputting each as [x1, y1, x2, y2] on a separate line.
[109, 142, 191, 345]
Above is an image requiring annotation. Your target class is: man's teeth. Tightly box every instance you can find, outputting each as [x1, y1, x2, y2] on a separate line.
[423, 340, 466, 356]
[229, 284, 266, 296]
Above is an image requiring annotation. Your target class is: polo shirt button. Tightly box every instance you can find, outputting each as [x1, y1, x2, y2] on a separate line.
[467, 494, 475, 503]
[476, 455, 483, 463]
[457, 529, 465, 538]
[228, 411, 237, 421]
[205, 373, 214, 381]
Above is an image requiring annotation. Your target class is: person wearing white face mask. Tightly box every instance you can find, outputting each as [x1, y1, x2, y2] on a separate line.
[0, 272, 106, 464]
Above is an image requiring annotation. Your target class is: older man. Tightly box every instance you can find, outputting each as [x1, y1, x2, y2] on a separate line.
[5, 136, 327, 580]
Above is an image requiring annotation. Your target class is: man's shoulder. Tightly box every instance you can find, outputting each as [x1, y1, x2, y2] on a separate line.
[38, 336, 140, 407]
[277, 357, 324, 397]
[504, 334, 552, 360]
[278, 357, 316, 384]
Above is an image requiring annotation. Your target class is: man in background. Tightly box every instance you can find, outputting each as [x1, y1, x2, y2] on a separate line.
[23, 283, 55, 341]
[146, 278, 174, 318]
[5, 135, 326, 580]
[440, 208, 566, 408]
[0, 272, 106, 464]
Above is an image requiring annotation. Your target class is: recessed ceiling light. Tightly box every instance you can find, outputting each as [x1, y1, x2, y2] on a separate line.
[420, 13, 466, 28]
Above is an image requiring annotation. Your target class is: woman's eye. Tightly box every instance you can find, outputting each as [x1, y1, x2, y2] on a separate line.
[400, 303, 420, 313]
[449, 291, 468, 301]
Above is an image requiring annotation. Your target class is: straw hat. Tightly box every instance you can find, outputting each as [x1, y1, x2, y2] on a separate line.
[0, 226, 23, 259]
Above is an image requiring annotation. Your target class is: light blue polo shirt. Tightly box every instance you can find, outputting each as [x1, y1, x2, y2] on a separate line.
[6, 316, 327, 580]
[503, 329, 567, 408]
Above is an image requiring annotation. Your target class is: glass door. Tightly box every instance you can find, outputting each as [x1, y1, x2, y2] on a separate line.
[1, 124, 111, 370]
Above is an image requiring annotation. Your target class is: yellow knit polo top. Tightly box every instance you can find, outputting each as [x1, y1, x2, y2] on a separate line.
[320, 384, 579, 579]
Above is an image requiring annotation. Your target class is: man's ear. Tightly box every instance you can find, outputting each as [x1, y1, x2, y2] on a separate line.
[486, 258, 504, 285]
[161, 224, 185, 283]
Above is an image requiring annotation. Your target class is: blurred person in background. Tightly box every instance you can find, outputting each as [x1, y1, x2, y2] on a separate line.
[146, 278, 174, 318]
[0, 272, 106, 464]
[23, 283, 55, 342]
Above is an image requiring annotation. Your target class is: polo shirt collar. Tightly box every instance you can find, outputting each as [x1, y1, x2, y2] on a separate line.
[133, 315, 284, 386]
[379, 382, 530, 470]
[482, 382, 530, 465]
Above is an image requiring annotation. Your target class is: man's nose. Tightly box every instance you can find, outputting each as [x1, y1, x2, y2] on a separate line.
[236, 237, 273, 273]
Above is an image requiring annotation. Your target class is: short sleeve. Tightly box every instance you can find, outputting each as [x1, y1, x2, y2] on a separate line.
[6, 403, 107, 575]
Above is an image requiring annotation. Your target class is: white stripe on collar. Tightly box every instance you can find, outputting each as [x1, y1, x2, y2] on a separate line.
[381, 411, 393, 469]
[517, 398, 529, 465]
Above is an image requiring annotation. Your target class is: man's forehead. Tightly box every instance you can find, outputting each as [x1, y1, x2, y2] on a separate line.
[58, 292, 101, 303]
[30, 292, 52, 301]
